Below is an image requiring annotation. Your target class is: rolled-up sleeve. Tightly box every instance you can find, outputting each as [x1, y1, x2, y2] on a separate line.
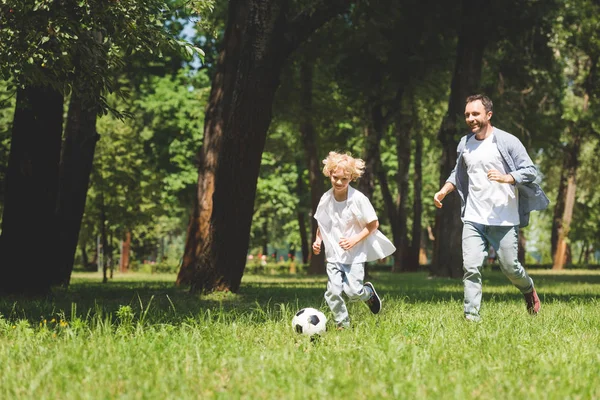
[507, 136, 538, 185]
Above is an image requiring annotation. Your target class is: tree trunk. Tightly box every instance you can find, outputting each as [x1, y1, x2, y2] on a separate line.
[552, 124, 582, 270]
[177, 0, 352, 293]
[369, 91, 406, 271]
[120, 231, 131, 272]
[408, 104, 424, 269]
[0, 85, 63, 296]
[262, 219, 268, 258]
[359, 123, 380, 201]
[295, 160, 310, 264]
[299, 56, 326, 275]
[80, 242, 89, 270]
[100, 193, 109, 283]
[54, 74, 101, 286]
[430, 0, 486, 278]
[393, 112, 412, 272]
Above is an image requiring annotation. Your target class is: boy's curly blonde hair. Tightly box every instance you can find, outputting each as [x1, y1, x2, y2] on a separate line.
[322, 151, 366, 181]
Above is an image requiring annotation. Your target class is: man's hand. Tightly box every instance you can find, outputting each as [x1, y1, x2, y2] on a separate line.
[434, 182, 455, 208]
[487, 169, 515, 184]
[434, 191, 447, 209]
[312, 240, 322, 255]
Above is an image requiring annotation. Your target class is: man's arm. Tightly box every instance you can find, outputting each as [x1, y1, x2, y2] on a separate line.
[506, 134, 538, 184]
[434, 182, 456, 209]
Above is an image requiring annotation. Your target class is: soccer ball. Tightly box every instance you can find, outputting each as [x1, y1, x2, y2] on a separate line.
[292, 307, 327, 337]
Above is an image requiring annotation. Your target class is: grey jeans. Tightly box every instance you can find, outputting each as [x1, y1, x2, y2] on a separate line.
[462, 221, 535, 320]
[325, 262, 372, 325]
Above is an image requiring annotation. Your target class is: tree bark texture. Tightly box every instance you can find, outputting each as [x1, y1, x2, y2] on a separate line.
[392, 112, 412, 271]
[0, 85, 64, 295]
[120, 231, 131, 272]
[294, 159, 310, 264]
[299, 57, 326, 275]
[431, 0, 486, 278]
[177, 0, 352, 293]
[54, 71, 101, 286]
[408, 105, 424, 269]
[552, 123, 582, 270]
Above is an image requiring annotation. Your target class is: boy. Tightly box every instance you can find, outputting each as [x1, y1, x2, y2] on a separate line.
[313, 151, 396, 329]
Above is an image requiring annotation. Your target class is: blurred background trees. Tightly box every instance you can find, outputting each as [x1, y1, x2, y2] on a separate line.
[0, 0, 599, 295]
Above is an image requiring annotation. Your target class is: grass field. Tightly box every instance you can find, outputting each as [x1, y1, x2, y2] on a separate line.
[1, 269, 599, 399]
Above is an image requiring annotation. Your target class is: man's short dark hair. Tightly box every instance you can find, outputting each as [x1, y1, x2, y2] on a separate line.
[466, 94, 493, 113]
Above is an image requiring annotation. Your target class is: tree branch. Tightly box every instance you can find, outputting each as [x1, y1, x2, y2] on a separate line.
[283, 0, 353, 55]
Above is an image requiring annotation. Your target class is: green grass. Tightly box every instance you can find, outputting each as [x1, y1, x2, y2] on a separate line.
[1, 269, 599, 399]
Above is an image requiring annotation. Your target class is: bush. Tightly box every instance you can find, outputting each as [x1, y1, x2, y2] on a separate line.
[245, 260, 307, 275]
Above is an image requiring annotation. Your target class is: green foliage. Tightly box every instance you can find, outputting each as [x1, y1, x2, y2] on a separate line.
[78, 68, 210, 265]
[0, 270, 599, 398]
[0, 81, 14, 220]
[251, 134, 303, 254]
[0, 0, 208, 115]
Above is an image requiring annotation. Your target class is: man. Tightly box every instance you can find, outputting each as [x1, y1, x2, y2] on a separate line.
[434, 94, 549, 322]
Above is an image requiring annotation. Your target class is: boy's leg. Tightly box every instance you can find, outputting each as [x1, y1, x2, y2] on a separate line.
[342, 262, 369, 302]
[462, 222, 487, 321]
[324, 262, 350, 326]
[344, 263, 381, 314]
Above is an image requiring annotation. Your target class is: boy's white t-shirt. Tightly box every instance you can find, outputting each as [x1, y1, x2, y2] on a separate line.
[314, 187, 396, 264]
[462, 133, 520, 226]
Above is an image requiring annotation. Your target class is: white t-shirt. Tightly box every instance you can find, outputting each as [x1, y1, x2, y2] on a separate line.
[314, 187, 396, 264]
[462, 133, 520, 226]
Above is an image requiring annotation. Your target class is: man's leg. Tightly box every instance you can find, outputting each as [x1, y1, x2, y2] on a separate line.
[489, 225, 539, 313]
[462, 222, 488, 321]
[489, 226, 534, 292]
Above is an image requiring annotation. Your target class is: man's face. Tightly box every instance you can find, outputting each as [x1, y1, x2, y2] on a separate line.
[464, 100, 492, 135]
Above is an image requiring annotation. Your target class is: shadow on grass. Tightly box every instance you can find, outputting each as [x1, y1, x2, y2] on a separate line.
[0, 270, 598, 324]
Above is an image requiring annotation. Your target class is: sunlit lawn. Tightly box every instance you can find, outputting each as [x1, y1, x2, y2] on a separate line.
[1, 268, 599, 399]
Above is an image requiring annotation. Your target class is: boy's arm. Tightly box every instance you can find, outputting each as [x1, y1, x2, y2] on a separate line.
[339, 220, 379, 251]
[312, 227, 323, 255]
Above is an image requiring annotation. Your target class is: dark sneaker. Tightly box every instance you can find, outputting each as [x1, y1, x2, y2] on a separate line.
[336, 319, 350, 330]
[364, 282, 381, 314]
[524, 288, 541, 315]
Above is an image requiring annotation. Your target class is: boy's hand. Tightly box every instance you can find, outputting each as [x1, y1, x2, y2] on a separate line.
[312, 240, 322, 255]
[339, 236, 358, 251]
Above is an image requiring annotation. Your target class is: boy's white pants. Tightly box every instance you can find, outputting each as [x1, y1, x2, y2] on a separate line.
[324, 262, 372, 325]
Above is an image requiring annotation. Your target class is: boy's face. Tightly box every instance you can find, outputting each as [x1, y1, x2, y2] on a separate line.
[330, 166, 351, 194]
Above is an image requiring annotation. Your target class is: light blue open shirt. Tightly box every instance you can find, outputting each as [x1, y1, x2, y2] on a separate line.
[446, 127, 549, 228]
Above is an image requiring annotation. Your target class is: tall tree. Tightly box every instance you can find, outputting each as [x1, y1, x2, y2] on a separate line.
[0, 85, 63, 294]
[177, 0, 352, 293]
[53, 31, 105, 286]
[0, 0, 207, 294]
[430, 0, 487, 278]
[299, 56, 326, 275]
[550, 0, 599, 269]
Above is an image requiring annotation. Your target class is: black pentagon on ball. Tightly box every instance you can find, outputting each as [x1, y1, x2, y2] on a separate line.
[295, 309, 306, 317]
[308, 315, 320, 326]
[295, 324, 304, 334]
